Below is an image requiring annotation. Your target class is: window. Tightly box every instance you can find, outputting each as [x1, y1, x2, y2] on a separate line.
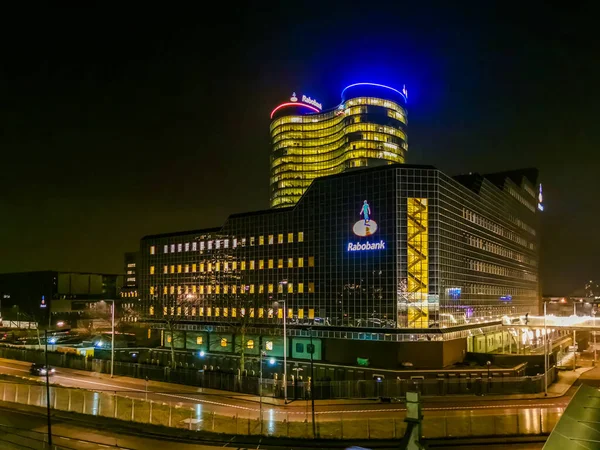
[308, 256, 315, 267]
[265, 341, 273, 351]
[223, 285, 229, 294]
[199, 307, 204, 316]
[278, 283, 283, 294]
[192, 242, 197, 251]
[220, 338, 228, 347]
[258, 308, 264, 318]
[250, 284, 255, 294]
[250, 260, 255, 270]
[170, 265, 175, 274]
[184, 264, 189, 273]
[308, 308, 314, 319]
[259, 284, 264, 294]
[192, 285, 197, 294]
[298, 283, 304, 293]
[177, 264, 182, 273]
[259, 236, 264, 245]
[177, 243, 182, 252]
[215, 285, 220, 294]
[232, 285, 237, 294]
[177, 286, 182, 295]
[150, 246, 155, 255]
[232, 308, 236, 317]
[268, 259, 274, 269]
[241, 261, 246, 270]
[206, 307, 211, 317]
[177, 306, 181, 315]
[150, 286, 155, 295]
[224, 239, 229, 248]
[208, 262, 212, 272]
[196, 336, 203, 345]
[259, 260, 264, 269]
[184, 285, 189, 294]
[233, 238, 237, 248]
[298, 257, 304, 268]
[216, 262, 220, 271]
[278, 234, 284, 244]
[192, 263, 197, 272]
[163, 286, 168, 295]
[278, 259, 283, 269]
[298, 232, 304, 242]
[167, 335, 172, 344]
[268, 235, 274, 245]
[200, 263, 205, 273]
[288, 233, 294, 243]
[288, 258, 293, 268]
[250, 237, 255, 246]
[150, 266, 155, 275]
[200, 242, 205, 251]
[184, 243, 189, 252]
[308, 282, 315, 293]
[268, 284, 274, 294]
[216, 240, 221, 249]
[170, 286, 175, 294]
[207, 286, 212, 294]
[232, 261, 237, 270]
[199, 286, 205, 294]
[164, 245, 168, 253]
[298, 308, 304, 319]
[215, 307, 219, 316]
[163, 306, 167, 315]
[223, 307, 228, 317]
[224, 262, 229, 271]
[247, 340, 254, 349]
[288, 283, 293, 294]
[295, 343, 304, 353]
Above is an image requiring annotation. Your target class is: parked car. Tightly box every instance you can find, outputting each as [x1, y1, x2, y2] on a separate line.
[29, 363, 55, 376]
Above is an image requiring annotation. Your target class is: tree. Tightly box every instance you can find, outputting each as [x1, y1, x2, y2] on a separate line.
[227, 294, 257, 374]
[163, 293, 197, 370]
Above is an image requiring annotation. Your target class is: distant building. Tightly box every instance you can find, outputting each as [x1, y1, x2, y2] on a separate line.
[120, 252, 140, 322]
[0, 271, 123, 325]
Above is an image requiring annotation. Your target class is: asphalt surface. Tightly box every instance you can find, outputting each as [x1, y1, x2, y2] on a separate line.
[0, 357, 582, 423]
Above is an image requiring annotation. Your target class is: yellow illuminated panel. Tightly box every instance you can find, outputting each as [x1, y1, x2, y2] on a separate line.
[298, 309, 304, 319]
[150, 266, 155, 275]
[407, 197, 429, 328]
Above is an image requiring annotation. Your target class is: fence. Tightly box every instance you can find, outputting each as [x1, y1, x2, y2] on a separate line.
[0, 379, 562, 440]
[0, 346, 555, 400]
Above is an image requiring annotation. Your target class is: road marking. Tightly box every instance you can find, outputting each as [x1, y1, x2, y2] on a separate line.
[0, 365, 28, 373]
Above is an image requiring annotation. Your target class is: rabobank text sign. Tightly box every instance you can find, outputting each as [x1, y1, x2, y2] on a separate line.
[347, 200, 386, 252]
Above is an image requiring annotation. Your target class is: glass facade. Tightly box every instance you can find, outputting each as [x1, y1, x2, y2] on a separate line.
[138, 164, 539, 339]
[270, 84, 408, 208]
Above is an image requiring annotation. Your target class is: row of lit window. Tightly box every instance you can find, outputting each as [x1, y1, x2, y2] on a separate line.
[272, 122, 407, 150]
[507, 186, 536, 213]
[151, 305, 317, 319]
[272, 128, 406, 154]
[462, 208, 534, 250]
[150, 257, 315, 275]
[121, 291, 138, 298]
[149, 282, 315, 296]
[149, 232, 305, 255]
[467, 259, 538, 282]
[506, 214, 536, 236]
[465, 234, 537, 267]
[272, 147, 403, 170]
[464, 284, 537, 298]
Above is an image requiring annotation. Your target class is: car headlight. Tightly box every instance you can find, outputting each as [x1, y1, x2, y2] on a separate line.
[40, 369, 46, 374]
[51, 368, 56, 373]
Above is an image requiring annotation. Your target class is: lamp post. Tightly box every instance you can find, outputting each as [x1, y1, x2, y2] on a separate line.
[543, 300, 548, 396]
[99, 300, 116, 378]
[277, 281, 288, 404]
[259, 345, 265, 434]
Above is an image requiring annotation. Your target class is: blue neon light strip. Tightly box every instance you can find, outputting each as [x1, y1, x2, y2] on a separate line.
[341, 82, 407, 102]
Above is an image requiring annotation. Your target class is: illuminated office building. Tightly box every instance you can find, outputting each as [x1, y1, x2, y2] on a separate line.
[269, 83, 408, 208]
[138, 164, 540, 368]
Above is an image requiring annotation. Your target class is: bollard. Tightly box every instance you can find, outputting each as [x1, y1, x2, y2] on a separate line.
[168, 402, 172, 427]
[15, 384, 18, 403]
[68, 390, 72, 411]
[114, 393, 118, 418]
[149, 401, 153, 424]
[131, 399, 135, 422]
[27, 385, 31, 405]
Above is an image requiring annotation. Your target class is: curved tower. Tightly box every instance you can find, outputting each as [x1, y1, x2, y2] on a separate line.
[269, 83, 408, 208]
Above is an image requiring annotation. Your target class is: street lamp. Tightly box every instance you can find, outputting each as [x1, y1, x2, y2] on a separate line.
[99, 300, 116, 378]
[543, 300, 548, 396]
[276, 281, 288, 404]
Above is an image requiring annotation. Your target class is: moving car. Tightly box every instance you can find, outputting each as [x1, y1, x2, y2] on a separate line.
[29, 363, 56, 376]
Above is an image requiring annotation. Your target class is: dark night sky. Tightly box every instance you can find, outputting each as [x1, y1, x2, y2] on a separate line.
[1, 4, 598, 295]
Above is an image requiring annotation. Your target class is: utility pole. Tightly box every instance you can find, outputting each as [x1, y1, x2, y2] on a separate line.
[308, 327, 316, 438]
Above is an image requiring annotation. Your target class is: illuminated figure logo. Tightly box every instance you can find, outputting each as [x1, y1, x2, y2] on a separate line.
[353, 200, 378, 237]
[290, 92, 298, 102]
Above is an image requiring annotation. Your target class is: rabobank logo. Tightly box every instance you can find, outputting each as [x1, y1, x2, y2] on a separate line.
[347, 200, 386, 252]
[347, 241, 386, 252]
